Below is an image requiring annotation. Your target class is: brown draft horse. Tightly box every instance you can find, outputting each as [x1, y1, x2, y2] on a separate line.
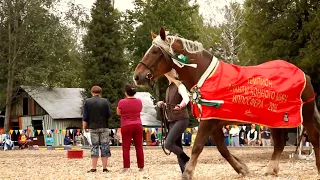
[133, 27, 320, 179]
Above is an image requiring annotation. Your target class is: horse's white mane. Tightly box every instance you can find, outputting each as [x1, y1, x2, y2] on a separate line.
[153, 33, 204, 56]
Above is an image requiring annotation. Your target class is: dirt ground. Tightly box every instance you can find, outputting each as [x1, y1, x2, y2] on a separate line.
[0, 146, 317, 180]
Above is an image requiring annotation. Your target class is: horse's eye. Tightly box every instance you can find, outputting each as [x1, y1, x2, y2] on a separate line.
[151, 50, 158, 55]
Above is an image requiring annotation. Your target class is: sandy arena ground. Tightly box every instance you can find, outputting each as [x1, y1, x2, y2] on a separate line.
[0, 146, 318, 180]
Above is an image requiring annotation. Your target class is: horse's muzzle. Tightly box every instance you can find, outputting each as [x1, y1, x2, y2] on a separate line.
[133, 72, 152, 87]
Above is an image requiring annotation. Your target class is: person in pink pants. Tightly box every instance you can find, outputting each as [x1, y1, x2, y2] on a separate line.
[117, 84, 144, 173]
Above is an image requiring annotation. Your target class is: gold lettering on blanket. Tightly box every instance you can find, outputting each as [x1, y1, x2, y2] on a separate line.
[267, 102, 278, 112]
[248, 77, 272, 88]
[232, 95, 264, 109]
[229, 85, 288, 103]
[228, 77, 290, 113]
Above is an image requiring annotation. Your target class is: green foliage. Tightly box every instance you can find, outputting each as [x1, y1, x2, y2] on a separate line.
[198, 1, 249, 65]
[0, 0, 83, 87]
[0, 0, 83, 108]
[0, 0, 86, 131]
[82, 0, 128, 128]
[241, 0, 320, 82]
[122, 0, 204, 127]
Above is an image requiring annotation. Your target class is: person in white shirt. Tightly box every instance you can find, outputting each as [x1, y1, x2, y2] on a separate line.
[229, 125, 240, 147]
[162, 69, 190, 109]
[0, 131, 4, 149]
[247, 124, 258, 146]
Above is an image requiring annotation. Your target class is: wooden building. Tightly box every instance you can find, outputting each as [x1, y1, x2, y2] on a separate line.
[7, 86, 84, 146]
[2, 86, 160, 146]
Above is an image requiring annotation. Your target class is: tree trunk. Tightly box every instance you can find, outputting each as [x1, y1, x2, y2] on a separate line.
[4, 0, 14, 133]
[4, 78, 13, 133]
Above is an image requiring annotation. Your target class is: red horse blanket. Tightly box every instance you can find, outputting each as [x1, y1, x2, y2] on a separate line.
[191, 60, 306, 128]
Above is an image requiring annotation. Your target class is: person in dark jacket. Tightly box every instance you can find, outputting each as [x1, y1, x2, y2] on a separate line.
[151, 131, 158, 146]
[157, 69, 190, 173]
[64, 134, 73, 145]
[83, 85, 112, 173]
[239, 126, 246, 146]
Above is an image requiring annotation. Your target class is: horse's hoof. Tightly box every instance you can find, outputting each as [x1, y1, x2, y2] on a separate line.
[265, 172, 278, 177]
[239, 170, 249, 176]
[264, 168, 279, 177]
[182, 172, 192, 180]
[237, 164, 249, 176]
[239, 169, 249, 176]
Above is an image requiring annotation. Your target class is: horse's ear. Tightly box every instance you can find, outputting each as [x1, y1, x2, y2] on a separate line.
[151, 31, 157, 40]
[160, 27, 166, 41]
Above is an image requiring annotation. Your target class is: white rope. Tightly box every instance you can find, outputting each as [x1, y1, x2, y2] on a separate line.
[197, 56, 219, 87]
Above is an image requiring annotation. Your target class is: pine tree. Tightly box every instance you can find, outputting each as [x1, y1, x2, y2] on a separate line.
[82, 0, 127, 128]
[0, 0, 84, 132]
[123, 0, 204, 127]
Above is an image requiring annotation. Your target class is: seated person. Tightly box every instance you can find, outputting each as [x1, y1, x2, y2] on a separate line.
[151, 131, 158, 146]
[18, 132, 29, 149]
[64, 134, 73, 145]
[3, 133, 14, 151]
[45, 133, 54, 146]
[0, 131, 4, 146]
[74, 131, 83, 146]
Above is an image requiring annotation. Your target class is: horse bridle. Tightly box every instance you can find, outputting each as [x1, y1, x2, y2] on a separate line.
[138, 45, 183, 156]
[138, 45, 172, 87]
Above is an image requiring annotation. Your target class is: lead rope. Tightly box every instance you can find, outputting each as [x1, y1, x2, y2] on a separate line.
[161, 103, 171, 156]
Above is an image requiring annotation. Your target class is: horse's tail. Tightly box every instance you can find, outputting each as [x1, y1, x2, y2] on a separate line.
[294, 104, 320, 155]
[313, 103, 320, 133]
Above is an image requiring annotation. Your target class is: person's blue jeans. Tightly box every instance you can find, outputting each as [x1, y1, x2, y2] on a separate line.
[224, 136, 229, 146]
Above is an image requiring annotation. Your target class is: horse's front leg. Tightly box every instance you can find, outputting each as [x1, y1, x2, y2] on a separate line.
[211, 126, 249, 176]
[265, 128, 285, 176]
[182, 120, 213, 180]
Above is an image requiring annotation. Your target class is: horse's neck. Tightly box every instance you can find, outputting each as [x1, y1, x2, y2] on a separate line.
[174, 50, 213, 90]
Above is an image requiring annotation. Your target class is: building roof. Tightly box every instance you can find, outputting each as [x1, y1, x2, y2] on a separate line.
[21, 86, 84, 119]
[20, 86, 161, 127]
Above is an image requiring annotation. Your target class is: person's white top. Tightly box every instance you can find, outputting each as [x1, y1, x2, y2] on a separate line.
[177, 84, 190, 107]
[229, 127, 240, 136]
[247, 129, 258, 141]
[0, 134, 4, 143]
[164, 69, 190, 107]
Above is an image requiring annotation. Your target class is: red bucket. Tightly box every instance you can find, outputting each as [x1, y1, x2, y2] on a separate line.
[67, 150, 83, 159]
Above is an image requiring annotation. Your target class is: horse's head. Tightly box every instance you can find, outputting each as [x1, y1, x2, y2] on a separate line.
[133, 27, 173, 87]
[133, 27, 208, 88]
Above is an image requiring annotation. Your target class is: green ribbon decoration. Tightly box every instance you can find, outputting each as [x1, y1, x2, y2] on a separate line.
[191, 86, 222, 108]
[172, 54, 193, 64]
[198, 99, 222, 108]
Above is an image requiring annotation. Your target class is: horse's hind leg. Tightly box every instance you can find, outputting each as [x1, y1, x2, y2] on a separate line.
[301, 75, 320, 174]
[302, 102, 320, 174]
[211, 126, 249, 176]
[182, 120, 213, 180]
[265, 128, 285, 176]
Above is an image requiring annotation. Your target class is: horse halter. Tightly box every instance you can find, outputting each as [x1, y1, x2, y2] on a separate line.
[138, 45, 172, 86]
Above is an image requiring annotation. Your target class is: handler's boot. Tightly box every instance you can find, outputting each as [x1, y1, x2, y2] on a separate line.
[87, 169, 96, 173]
[178, 152, 190, 173]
